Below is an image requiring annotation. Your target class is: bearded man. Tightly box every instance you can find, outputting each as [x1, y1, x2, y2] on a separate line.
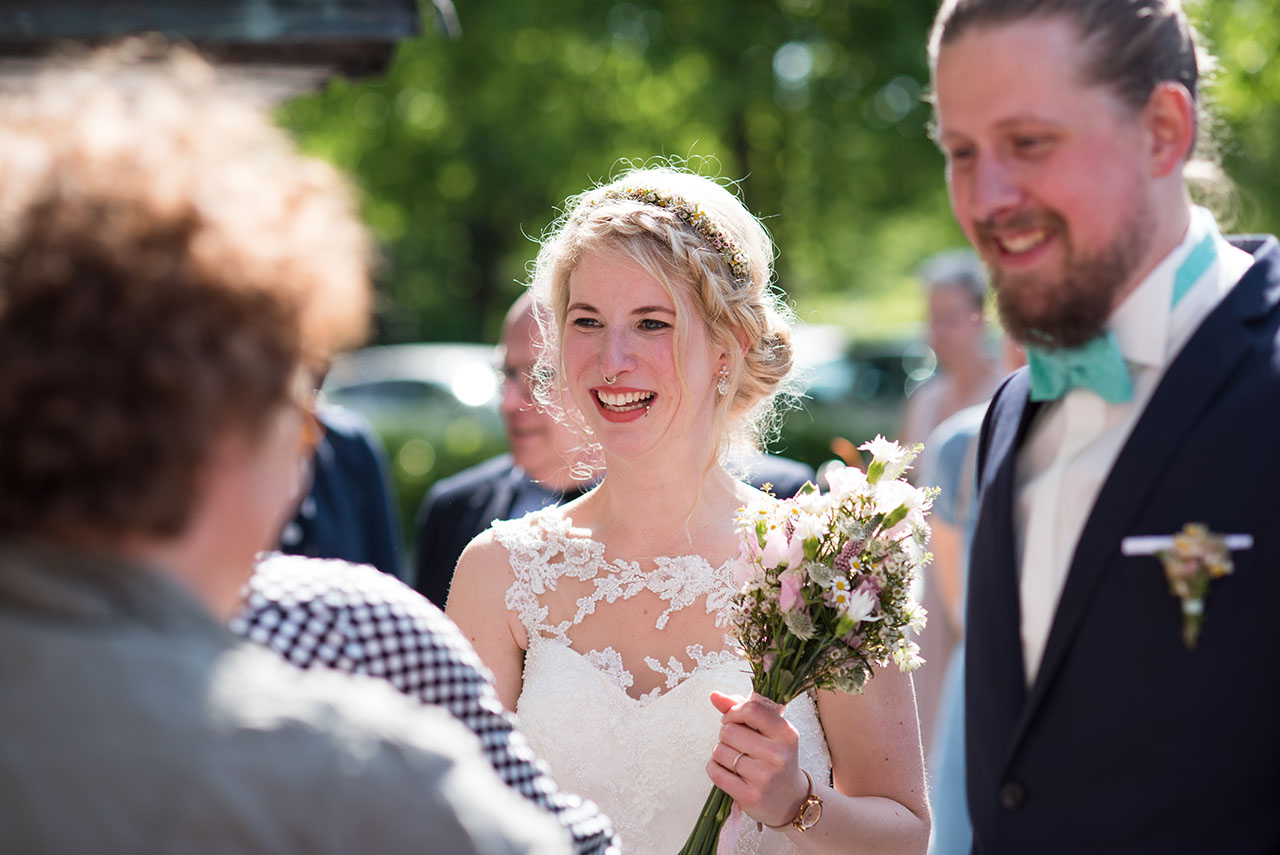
[929, 1, 1280, 852]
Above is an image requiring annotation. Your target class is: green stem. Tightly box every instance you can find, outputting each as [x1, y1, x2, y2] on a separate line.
[678, 786, 733, 855]
[784, 641, 830, 699]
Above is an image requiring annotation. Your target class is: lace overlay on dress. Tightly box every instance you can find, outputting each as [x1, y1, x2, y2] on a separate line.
[496, 511, 832, 855]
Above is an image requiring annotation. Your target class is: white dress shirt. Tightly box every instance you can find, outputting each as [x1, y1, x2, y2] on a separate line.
[1014, 207, 1255, 684]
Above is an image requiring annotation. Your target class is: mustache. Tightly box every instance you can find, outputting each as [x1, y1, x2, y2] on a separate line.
[973, 210, 1064, 241]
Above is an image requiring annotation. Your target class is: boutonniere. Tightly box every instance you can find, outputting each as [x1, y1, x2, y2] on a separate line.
[1154, 524, 1235, 650]
[1122, 524, 1251, 650]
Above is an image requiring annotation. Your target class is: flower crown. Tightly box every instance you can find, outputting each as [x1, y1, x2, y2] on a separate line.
[591, 185, 753, 287]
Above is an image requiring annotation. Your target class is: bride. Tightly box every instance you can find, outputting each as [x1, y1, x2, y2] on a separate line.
[447, 166, 929, 855]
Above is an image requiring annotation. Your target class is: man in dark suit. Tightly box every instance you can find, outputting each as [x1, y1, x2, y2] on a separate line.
[279, 403, 404, 579]
[413, 453, 553, 607]
[929, 1, 1280, 852]
[414, 295, 593, 606]
[413, 294, 816, 608]
[413, 294, 594, 607]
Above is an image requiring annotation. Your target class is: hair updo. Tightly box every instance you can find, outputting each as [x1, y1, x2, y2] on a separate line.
[527, 164, 799, 473]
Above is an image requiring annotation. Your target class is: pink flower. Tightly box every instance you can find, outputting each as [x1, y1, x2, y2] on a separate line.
[761, 524, 804, 569]
[825, 463, 867, 496]
[787, 531, 805, 568]
[731, 554, 756, 588]
[854, 575, 882, 598]
[761, 525, 788, 567]
[779, 570, 803, 612]
[833, 537, 865, 575]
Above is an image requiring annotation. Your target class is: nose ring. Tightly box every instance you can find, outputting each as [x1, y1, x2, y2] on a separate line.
[603, 374, 618, 385]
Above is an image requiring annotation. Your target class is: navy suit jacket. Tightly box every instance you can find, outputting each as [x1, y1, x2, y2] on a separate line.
[412, 452, 816, 609]
[279, 406, 404, 579]
[965, 236, 1280, 853]
[412, 454, 526, 608]
[745, 453, 815, 501]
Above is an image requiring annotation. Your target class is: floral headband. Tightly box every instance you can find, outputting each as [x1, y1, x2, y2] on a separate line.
[589, 185, 753, 287]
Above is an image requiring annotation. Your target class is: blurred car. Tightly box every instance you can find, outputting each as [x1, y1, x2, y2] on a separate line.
[779, 324, 937, 470]
[322, 343, 508, 542]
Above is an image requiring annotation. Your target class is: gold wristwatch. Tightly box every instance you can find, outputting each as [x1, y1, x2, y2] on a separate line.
[763, 769, 823, 833]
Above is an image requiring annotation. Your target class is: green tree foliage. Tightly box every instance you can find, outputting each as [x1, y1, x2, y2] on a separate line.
[281, 0, 1277, 344]
[281, 0, 1278, 346]
[279, 0, 972, 343]
[1192, 0, 1280, 234]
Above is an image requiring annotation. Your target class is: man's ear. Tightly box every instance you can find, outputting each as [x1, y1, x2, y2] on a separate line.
[1144, 81, 1196, 178]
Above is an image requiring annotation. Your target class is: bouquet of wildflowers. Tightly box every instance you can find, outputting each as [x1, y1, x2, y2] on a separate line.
[679, 437, 933, 855]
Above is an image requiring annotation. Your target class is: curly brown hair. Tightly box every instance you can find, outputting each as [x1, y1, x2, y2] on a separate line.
[0, 43, 372, 540]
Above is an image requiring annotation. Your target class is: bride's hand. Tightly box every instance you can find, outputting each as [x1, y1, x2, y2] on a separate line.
[706, 690, 809, 830]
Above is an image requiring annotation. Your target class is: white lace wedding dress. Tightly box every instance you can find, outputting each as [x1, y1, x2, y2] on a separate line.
[495, 511, 831, 855]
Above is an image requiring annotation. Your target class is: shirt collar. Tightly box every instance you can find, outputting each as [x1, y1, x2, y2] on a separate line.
[1109, 205, 1221, 369]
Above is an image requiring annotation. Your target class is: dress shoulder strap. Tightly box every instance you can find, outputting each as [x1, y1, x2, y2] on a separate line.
[491, 511, 740, 644]
[492, 511, 605, 642]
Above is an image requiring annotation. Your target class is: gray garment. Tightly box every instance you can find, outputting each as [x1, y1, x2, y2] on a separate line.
[0, 541, 572, 855]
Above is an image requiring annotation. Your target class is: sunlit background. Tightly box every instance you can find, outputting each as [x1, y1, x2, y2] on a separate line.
[278, 0, 1279, 541]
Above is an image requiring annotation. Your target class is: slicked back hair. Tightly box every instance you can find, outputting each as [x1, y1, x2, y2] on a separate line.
[928, 0, 1218, 169]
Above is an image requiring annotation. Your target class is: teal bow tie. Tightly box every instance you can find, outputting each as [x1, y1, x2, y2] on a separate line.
[1026, 330, 1133, 403]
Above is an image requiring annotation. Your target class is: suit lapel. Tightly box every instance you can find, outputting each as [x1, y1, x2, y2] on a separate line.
[1010, 242, 1277, 751]
[968, 370, 1042, 751]
[484, 464, 523, 524]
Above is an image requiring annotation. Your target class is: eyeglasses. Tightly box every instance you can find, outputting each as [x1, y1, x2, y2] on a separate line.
[297, 392, 325, 456]
[289, 367, 326, 456]
[497, 363, 556, 401]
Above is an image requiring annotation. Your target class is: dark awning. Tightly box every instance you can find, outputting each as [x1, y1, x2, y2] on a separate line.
[0, 0, 457, 98]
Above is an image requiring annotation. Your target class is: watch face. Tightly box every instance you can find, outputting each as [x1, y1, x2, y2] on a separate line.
[798, 798, 822, 830]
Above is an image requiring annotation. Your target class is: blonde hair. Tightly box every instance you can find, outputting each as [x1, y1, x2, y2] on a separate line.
[527, 164, 799, 476]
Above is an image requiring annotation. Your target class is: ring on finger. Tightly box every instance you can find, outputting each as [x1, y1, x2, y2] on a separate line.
[731, 750, 745, 775]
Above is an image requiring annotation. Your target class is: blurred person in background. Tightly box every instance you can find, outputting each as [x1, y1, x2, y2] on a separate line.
[277, 362, 406, 580]
[919, 339, 1023, 855]
[0, 42, 569, 855]
[898, 249, 1006, 457]
[414, 292, 814, 607]
[414, 292, 591, 607]
[897, 248, 1007, 755]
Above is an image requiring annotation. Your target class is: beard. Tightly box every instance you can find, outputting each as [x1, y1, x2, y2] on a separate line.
[979, 205, 1153, 350]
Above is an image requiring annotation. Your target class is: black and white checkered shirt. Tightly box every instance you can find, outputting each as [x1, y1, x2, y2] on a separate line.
[230, 554, 619, 855]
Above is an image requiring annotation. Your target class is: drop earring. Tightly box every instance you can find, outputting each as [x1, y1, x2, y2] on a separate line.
[716, 364, 731, 396]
